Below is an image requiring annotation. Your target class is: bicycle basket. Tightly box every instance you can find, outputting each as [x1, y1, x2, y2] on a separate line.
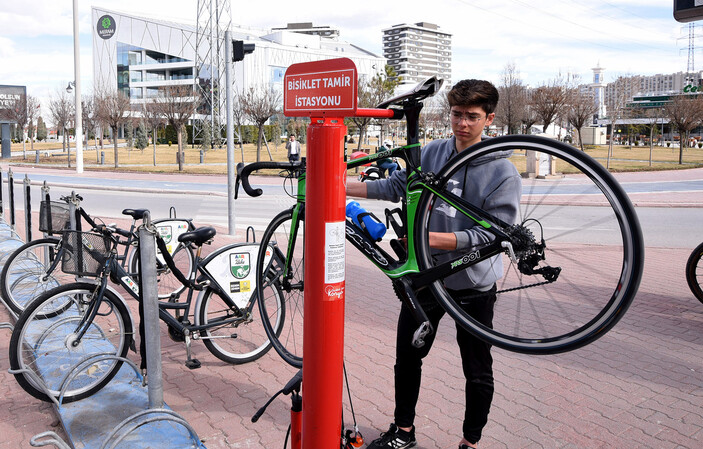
[39, 201, 71, 233]
[61, 231, 112, 277]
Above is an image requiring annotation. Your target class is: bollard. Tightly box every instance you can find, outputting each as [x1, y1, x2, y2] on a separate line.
[23, 174, 31, 242]
[100, 151, 105, 165]
[138, 212, 164, 409]
[199, 149, 204, 164]
[35, 149, 40, 164]
[8, 168, 15, 230]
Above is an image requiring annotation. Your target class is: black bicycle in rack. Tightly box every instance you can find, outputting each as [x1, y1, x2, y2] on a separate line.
[8, 214, 284, 404]
[685, 241, 703, 304]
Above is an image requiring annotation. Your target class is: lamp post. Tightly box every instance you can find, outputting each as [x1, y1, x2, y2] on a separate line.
[71, 0, 83, 173]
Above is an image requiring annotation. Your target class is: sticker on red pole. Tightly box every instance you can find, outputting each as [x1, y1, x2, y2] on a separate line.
[284, 58, 358, 117]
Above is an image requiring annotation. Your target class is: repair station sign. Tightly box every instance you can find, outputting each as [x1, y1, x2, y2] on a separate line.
[284, 58, 357, 116]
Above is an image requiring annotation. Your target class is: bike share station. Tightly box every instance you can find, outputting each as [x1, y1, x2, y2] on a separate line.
[0, 168, 211, 448]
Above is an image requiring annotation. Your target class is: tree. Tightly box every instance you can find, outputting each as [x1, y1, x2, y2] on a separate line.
[200, 119, 212, 153]
[153, 85, 198, 171]
[664, 94, 703, 164]
[135, 121, 149, 150]
[495, 63, 528, 135]
[604, 76, 637, 168]
[241, 84, 282, 162]
[95, 88, 131, 168]
[531, 73, 574, 134]
[142, 100, 163, 166]
[81, 96, 99, 162]
[7, 95, 28, 158]
[36, 117, 47, 141]
[48, 89, 74, 166]
[566, 90, 598, 151]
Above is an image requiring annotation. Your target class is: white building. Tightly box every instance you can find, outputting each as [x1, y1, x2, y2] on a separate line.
[91, 7, 385, 111]
[382, 22, 452, 87]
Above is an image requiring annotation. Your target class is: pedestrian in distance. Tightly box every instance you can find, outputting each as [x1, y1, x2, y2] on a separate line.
[286, 134, 301, 163]
[346, 79, 522, 449]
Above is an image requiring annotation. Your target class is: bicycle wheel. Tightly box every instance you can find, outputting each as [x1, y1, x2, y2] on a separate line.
[129, 242, 194, 299]
[0, 237, 76, 315]
[414, 135, 644, 355]
[197, 282, 283, 364]
[685, 242, 703, 304]
[9, 282, 133, 403]
[256, 208, 305, 368]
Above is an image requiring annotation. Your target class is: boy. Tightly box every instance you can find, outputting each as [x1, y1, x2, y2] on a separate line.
[347, 79, 521, 448]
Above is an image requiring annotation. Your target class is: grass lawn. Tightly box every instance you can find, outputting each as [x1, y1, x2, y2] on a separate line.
[6, 139, 703, 175]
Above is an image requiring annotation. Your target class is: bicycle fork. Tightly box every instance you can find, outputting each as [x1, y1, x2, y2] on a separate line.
[391, 277, 433, 348]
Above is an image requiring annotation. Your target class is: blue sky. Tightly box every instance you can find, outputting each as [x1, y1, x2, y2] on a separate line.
[0, 0, 694, 124]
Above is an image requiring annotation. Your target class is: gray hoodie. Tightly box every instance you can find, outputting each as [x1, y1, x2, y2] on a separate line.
[366, 136, 522, 290]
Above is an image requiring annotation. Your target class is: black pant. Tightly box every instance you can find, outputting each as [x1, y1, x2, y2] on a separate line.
[393, 287, 496, 444]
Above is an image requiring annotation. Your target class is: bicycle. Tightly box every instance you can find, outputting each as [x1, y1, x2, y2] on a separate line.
[237, 75, 645, 371]
[685, 241, 703, 303]
[9, 216, 285, 404]
[0, 194, 196, 315]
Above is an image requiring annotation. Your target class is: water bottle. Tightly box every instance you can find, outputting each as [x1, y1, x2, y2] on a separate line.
[346, 201, 387, 241]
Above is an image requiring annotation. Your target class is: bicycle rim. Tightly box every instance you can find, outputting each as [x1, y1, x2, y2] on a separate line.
[1, 238, 75, 315]
[198, 283, 281, 364]
[9, 283, 132, 403]
[415, 135, 644, 354]
[685, 242, 703, 303]
[257, 209, 305, 368]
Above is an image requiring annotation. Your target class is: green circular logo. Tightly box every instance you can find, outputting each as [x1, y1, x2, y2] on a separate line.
[97, 15, 116, 40]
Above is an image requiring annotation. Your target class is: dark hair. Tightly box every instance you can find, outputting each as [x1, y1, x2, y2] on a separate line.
[447, 79, 499, 114]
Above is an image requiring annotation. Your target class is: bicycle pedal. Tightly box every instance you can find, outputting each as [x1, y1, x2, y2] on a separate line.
[185, 358, 201, 369]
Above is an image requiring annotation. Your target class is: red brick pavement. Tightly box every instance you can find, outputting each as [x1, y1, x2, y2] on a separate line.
[0, 171, 702, 448]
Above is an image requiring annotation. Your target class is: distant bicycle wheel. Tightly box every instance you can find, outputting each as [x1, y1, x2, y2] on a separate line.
[685, 242, 703, 304]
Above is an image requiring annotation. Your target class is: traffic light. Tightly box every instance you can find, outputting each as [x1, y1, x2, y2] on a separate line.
[674, 0, 703, 22]
[233, 40, 255, 62]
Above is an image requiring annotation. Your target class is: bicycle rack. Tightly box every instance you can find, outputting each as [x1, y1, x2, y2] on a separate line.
[29, 431, 72, 449]
[99, 409, 202, 449]
[246, 225, 256, 242]
[57, 354, 143, 405]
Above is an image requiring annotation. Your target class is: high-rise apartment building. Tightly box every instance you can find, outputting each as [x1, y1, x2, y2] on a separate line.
[382, 22, 452, 87]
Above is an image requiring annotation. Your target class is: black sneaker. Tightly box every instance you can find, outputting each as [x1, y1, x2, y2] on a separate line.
[367, 423, 417, 449]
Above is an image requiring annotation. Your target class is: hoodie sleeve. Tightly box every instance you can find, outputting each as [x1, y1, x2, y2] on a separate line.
[364, 168, 407, 203]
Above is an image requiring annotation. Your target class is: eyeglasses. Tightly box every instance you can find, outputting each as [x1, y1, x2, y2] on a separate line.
[450, 111, 487, 124]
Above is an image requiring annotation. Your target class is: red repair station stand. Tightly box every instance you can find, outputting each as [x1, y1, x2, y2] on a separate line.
[283, 58, 394, 448]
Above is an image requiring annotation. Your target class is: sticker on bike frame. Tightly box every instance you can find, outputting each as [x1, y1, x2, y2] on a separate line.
[230, 253, 251, 279]
[203, 244, 272, 309]
[325, 221, 345, 283]
[122, 276, 140, 295]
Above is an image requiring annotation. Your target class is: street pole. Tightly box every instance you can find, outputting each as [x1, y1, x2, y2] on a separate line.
[225, 30, 236, 235]
[72, 0, 83, 173]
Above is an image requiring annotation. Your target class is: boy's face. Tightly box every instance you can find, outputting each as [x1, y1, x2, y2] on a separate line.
[450, 105, 494, 151]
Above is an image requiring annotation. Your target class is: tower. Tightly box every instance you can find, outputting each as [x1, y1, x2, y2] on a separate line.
[591, 64, 606, 119]
[195, 0, 232, 149]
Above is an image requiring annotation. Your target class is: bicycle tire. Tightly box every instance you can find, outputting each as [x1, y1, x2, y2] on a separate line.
[9, 282, 133, 403]
[129, 243, 194, 299]
[685, 241, 703, 304]
[0, 237, 76, 315]
[414, 135, 644, 355]
[197, 282, 283, 364]
[256, 208, 305, 368]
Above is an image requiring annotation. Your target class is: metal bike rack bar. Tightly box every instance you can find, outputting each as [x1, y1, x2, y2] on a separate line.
[30, 431, 72, 449]
[8, 168, 15, 230]
[57, 354, 143, 405]
[99, 409, 202, 449]
[24, 174, 32, 242]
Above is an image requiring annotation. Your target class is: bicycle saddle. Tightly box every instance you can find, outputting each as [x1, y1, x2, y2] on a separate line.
[376, 76, 444, 109]
[178, 226, 216, 246]
[122, 209, 149, 220]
